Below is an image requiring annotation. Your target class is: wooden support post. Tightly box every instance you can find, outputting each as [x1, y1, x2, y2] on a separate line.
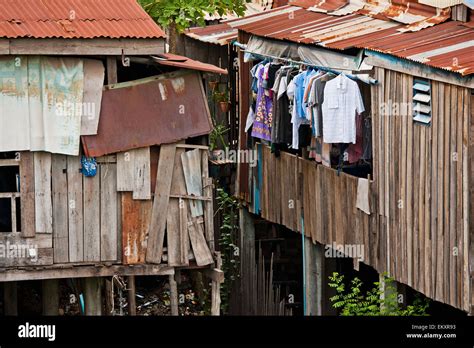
[83, 278, 103, 316]
[106, 57, 118, 85]
[104, 278, 113, 316]
[175, 270, 182, 285]
[211, 252, 222, 316]
[239, 207, 255, 315]
[211, 281, 221, 316]
[4, 282, 18, 315]
[304, 239, 323, 316]
[169, 274, 179, 316]
[42, 279, 59, 316]
[127, 276, 136, 316]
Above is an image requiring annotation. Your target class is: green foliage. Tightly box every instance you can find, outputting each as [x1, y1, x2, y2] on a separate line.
[213, 90, 229, 103]
[216, 186, 240, 314]
[209, 123, 229, 151]
[139, 0, 250, 32]
[328, 272, 430, 316]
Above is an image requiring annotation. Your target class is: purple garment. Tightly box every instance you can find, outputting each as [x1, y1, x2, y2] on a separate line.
[251, 65, 273, 141]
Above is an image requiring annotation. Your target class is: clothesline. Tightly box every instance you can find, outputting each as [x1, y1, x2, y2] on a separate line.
[233, 41, 377, 85]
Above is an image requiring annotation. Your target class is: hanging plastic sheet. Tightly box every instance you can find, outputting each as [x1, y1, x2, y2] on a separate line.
[0, 56, 85, 155]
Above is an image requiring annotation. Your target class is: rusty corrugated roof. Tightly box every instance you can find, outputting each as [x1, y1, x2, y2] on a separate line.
[185, 5, 295, 45]
[288, 0, 450, 29]
[0, 0, 165, 39]
[227, 4, 474, 75]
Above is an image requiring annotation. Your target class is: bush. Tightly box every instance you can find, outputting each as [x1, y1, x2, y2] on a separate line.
[328, 272, 429, 316]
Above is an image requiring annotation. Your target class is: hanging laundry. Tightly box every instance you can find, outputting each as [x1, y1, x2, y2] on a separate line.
[322, 74, 365, 144]
[251, 63, 273, 141]
[307, 72, 336, 137]
[346, 114, 364, 163]
[271, 66, 295, 146]
[288, 71, 311, 150]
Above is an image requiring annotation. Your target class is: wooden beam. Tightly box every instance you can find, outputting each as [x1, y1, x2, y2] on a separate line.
[305, 239, 323, 316]
[83, 278, 102, 316]
[146, 144, 176, 264]
[365, 54, 474, 89]
[204, 268, 224, 283]
[0, 159, 20, 167]
[19, 152, 35, 238]
[104, 278, 114, 316]
[0, 39, 8, 54]
[7, 38, 165, 55]
[3, 281, 18, 315]
[0, 264, 174, 282]
[42, 279, 59, 316]
[169, 274, 179, 316]
[211, 280, 221, 316]
[127, 276, 137, 316]
[106, 57, 118, 85]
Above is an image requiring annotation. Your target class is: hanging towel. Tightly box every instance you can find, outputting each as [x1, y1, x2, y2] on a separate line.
[356, 178, 370, 215]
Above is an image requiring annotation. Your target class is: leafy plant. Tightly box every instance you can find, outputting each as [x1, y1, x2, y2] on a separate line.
[209, 123, 229, 151]
[139, 0, 250, 33]
[213, 90, 229, 103]
[215, 186, 240, 314]
[328, 272, 429, 316]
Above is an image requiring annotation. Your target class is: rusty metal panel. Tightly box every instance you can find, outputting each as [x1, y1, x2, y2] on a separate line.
[0, 0, 165, 39]
[82, 70, 213, 157]
[153, 53, 228, 74]
[231, 1, 474, 75]
[121, 192, 151, 265]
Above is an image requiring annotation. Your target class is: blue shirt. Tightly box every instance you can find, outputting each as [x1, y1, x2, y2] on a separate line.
[295, 69, 318, 119]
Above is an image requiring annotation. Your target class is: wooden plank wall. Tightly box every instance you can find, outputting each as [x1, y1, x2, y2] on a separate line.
[372, 68, 471, 312]
[258, 145, 374, 267]
[3, 143, 215, 271]
[255, 69, 472, 312]
[52, 157, 119, 264]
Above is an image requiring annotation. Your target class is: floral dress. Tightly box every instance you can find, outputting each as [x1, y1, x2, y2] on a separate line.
[251, 64, 273, 141]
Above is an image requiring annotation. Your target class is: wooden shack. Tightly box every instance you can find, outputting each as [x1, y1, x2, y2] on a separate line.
[0, 0, 225, 316]
[231, 2, 474, 314]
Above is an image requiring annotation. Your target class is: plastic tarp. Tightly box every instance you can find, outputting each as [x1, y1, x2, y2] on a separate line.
[245, 35, 365, 72]
[0, 56, 103, 156]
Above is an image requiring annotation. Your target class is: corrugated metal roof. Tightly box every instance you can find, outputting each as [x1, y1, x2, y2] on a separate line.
[0, 0, 165, 39]
[186, 23, 237, 45]
[205, 0, 275, 21]
[185, 5, 294, 45]
[229, 4, 474, 75]
[283, 0, 452, 29]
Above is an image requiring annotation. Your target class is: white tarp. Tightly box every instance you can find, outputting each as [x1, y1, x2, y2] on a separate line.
[0, 56, 103, 155]
[81, 59, 104, 136]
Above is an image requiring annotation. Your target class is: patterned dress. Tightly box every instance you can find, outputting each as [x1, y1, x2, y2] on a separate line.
[251, 64, 273, 141]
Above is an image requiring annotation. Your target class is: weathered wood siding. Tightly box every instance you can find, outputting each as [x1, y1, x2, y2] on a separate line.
[1, 144, 215, 272]
[252, 69, 472, 312]
[372, 68, 471, 312]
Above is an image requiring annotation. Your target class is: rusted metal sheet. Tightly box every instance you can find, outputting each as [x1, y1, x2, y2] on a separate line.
[232, 3, 474, 75]
[82, 70, 213, 157]
[153, 53, 228, 74]
[0, 0, 165, 39]
[122, 192, 151, 265]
